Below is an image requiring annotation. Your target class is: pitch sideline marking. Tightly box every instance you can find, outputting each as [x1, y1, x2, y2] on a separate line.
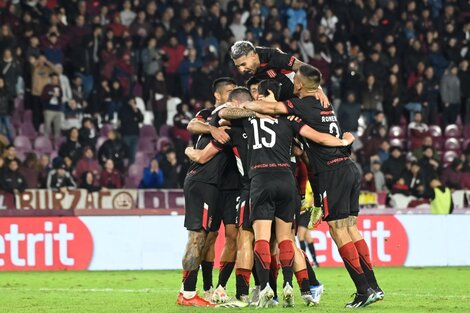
[0, 287, 469, 300]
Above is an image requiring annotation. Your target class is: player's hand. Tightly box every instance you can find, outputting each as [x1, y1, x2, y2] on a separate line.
[210, 126, 230, 144]
[342, 132, 355, 145]
[314, 89, 330, 108]
[256, 112, 275, 120]
[263, 90, 277, 102]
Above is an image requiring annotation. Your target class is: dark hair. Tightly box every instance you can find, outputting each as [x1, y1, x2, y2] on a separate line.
[245, 76, 260, 88]
[230, 41, 256, 59]
[227, 87, 253, 102]
[258, 79, 282, 100]
[212, 77, 236, 93]
[298, 65, 322, 87]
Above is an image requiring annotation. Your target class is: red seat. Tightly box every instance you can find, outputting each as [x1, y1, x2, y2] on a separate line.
[389, 138, 404, 149]
[134, 151, 150, 166]
[443, 138, 461, 152]
[442, 151, 458, 164]
[34, 136, 53, 155]
[140, 125, 158, 141]
[14, 135, 32, 152]
[159, 124, 172, 137]
[428, 125, 442, 138]
[464, 125, 470, 139]
[389, 126, 406, 139]
[138, 137, 157, 156]
[128, 164, 144, 179]
[20, 122, 37, 141]
[444, 124, 461, 138]
[156, 136, 172, 152]
[23, 110, 33, 124]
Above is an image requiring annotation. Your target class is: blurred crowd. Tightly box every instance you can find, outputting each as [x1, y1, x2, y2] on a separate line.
[0, 0, 468, 203]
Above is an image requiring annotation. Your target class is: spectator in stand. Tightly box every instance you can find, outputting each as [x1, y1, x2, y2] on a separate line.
[0, 77, 14, 143]
[361, 74, 383, 125]
[371, 160, 387, 192]
[338, 92, 361, 133]
[55, 64, 72, 105]
[71, 76, 87, 111]
[0, 159, 27, 194]
[390, 177, 410, 196]
[120, 0, 136, 27]
[99, 159, 123, 189]
[458, 60, 470, 124]
[79, 118, 98, 151]
[408, 112, 429, 148]
[1, 48, 21, 97]
[383, 73, 404, 126]
[139, 158, 164, 189]
[382, 146, 406, 189]
[63, 98, 83, 130]
[229, 11, 247, 42]
[413, 137, 438, 160]
[108, 80, 123, 122]
[31, 55, 58, 131]
[161, 35, 186, 96]
[376, 140, 390, 163]
[119, 97, 143, 165]
[159, 149, 180, 188]
[59, 127, 82, 166]
[19, 152, 40, 189]
[178, 48, 202, 101]
[361, 171, 376, 192]
[440, 65, 461, 127]
[404, 161, 426, 198]
[46, 161, 76, 192]
[149, 71, 168, 134]
[429, 179, 453, 214]
[41, 73, 63, 138]
[80, 171, 106, 193]
[38, 154, 52, 188]
[74, 146, 101, 185]
[97, 129, 128, 172]
[172, 103, 193, 144]
[3, 145, 20, 167]
[363, 111, 387, 141]
[441, 159, 463, 190]
[422, 66, 440, 124]
[419, 145, 440, 191]
[42, 32, 63, 65]
[141, 38, 164, 99]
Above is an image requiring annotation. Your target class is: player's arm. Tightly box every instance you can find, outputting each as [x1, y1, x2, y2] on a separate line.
[219, 107, 256, 120]
[299, 125, 355, 147]
[187, 118, 230, 144]
[243, 100, 288, 115]
[185, 142, 222, 164]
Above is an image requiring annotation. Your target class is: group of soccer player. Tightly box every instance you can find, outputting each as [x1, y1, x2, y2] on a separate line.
[176, 41, 384, 309]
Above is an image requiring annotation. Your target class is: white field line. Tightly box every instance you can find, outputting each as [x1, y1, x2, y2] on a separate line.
[0, 287, 469, 299]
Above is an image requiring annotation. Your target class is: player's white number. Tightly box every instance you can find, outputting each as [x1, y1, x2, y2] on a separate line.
[329, 122, 340, 138]
[250, 118, 278, 150]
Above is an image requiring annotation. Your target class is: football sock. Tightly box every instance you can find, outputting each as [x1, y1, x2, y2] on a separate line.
[182, 269, 199, 293]
[301, 250, 320, 286]
[295, 269, 311, 293]
[338, 242, 369, 294]
[299, 240, 307, 253]
[217, 261, 235, 288]
[254, 240, 271, 289]
[235, 268, 251, 298]
[307, 242, 319, 265]
[269, 254, 279, 298]
[201, 260, 214, 291]
[252, 263, 260, 286]
[278, 240, 295, 288]
[355, 239, 379, 289]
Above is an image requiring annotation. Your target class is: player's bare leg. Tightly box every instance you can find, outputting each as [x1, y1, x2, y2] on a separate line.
[253, 220, 275, 308]
[328, 218, 376, 308]
[347, 216, 384, 300]
[201, 231, 217, 300]
[212, 224, 238, 303]
[274, 218, 296, 308]
[177, 229, 213, 307]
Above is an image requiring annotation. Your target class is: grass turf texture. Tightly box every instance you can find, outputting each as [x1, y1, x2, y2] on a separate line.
[0, 267, 469, 313]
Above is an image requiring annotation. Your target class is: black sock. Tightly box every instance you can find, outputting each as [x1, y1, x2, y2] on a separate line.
[201, 260, 213, 291]
[182, 269, 199, 292]
[252, 264, 260, 286]
[307, 242, 319, 265]
[305, 255, 320, 286]
[217, 262, 235, 288]
[236, 268, 251, 298]
[299, 240, 306, 253]
[269, 256, 279, 298]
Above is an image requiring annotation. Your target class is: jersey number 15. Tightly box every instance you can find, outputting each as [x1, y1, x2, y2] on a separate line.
[250, 118, 278, 150]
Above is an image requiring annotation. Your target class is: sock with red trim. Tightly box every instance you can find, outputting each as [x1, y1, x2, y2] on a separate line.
[295, 269, 311, 293]
[269, 254, 279, 298]
[252, 264, 260, 286]
[254, 240, 271, 289]
[236, 268, 251, 298]
[301, 249, 320, 286]
[338, 242, 369, 294]
[182, 269, 199, 292]
[355, 239, 379, 289]
[217, 261, 235, 288]
[201, 260, 213, 291]
[278, 240, 295, 288]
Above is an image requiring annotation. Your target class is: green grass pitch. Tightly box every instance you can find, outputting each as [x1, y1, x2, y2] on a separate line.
[1, 267, 469, 312]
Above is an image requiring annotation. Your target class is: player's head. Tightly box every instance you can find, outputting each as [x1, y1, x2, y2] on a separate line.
[294, 65, 322, 96]
[228, 86, 253, 107]
[246, 76, 260, 100]
[212, 77, 236, 105]
[230, 41, 259, 75]
[257, 79, 281, 101]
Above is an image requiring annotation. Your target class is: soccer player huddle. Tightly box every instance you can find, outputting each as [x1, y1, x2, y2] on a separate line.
[177, 41, 384, 309]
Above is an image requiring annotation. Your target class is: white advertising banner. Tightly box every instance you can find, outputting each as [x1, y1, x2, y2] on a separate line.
[0, 215, 469, 271]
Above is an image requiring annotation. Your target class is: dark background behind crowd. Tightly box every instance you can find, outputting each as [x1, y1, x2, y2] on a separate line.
[0, 0, 468, 204]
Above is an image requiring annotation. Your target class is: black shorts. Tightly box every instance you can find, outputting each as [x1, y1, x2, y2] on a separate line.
[212, 189, 240, 231]
[298, 209, 311, 228]
[183, 179, 219, 231]
[250, 172, 297, 223]
[236, 184, 252, 230]
[316, 163, 360, 222]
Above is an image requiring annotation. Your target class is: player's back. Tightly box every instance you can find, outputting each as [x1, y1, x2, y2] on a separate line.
[284, 96, 352, 173]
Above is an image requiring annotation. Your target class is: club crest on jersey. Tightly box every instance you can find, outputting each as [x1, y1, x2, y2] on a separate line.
[288, 56, 295, 67]
[266, 69, 277, 78]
